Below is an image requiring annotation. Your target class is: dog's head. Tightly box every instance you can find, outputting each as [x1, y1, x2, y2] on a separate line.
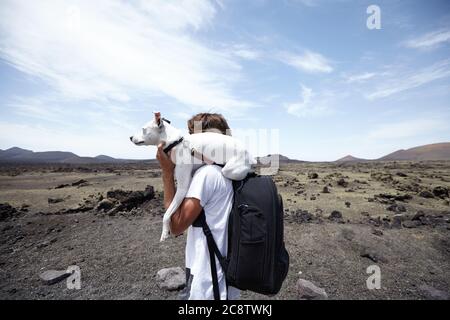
[130, 112, 168, 146]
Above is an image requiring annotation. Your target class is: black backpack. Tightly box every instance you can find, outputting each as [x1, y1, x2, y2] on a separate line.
[193, 172, 290, 300]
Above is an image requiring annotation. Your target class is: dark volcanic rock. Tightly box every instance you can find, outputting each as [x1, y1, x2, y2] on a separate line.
[419, 191, 434, 199]
[121, 186, 155, 210]
[0, 203, 18, 221]
[412, 211, 425, 221]
[386, 211, 450, 229]
[337, 178, 348, 187]
[55, 184, 70, 189]
[432, 186, 448, 199]
[322, 186, 330, 193]
[72, 179, 88, 186]
[370, 172, 394, 183]
[293, 210, 315, 223]
[391, 214, 407, 228]
[386, 204, 406, 213]
[396, 172, 408, 177]
[328, 210, 343, 222]
[396, 182, 421, 193]
[58, 203, 95, 214]
[402, 220, 422, 228]
[372, 229, 383, 236]
[107, 185, 155, 211]
[308, 172, 319, 179]
[106, 189, 130, 201]
[410, 211, 449, 228]
[368, 216, 383, 227]
[375, 193, 412, 203]
[96, 199, 115, 212]
[48, 198, 64, 204]
[360, 248, 388, 263]
[394, 194, 412, 201]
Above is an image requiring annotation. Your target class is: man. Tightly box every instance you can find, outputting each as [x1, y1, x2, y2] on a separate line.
[156, 113, 240, 300]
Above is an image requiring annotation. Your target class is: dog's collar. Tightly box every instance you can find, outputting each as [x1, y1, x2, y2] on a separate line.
[163, 137, 183, 154]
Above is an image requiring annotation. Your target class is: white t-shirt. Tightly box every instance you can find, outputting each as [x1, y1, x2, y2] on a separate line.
[183, 165, 240, 300]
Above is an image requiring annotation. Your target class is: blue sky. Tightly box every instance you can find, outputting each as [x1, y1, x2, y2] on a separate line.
[0, 0, 449, 161]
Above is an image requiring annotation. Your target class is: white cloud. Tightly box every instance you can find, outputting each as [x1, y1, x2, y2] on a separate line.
[344, 72, 376, 83]
[278, 50, 333, 73]
[171, 111, 192, 120]
[229, 44, 262, 60]
[368, 118, 447, 140]
[286, 85, 313, 115]
[403, 29, 450, 49]
[0, 0, 251, 111]
[284, 85, 332, 117]
[7, 95, 140, 133]
[292, 0, 319, 7]
[366, 60, 450, 100]
[7, 96, 71, 126]
[137, 0, 216, 31]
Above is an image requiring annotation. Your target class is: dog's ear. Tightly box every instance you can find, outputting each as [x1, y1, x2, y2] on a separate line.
[154, 111, 165, 129]
[154, 112, 161, 126]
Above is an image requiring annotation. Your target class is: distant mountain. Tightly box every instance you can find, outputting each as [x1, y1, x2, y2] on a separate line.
[95, 155, 118, 162]
[335, 142, 450, 162]
[0, 147, 34, 160]
[0, 147, 149, 164]
[335, 155, 367, 163]
[3, 142, 449, 164]
[25, 151, 79, 162]
[379, 142, 450, 161]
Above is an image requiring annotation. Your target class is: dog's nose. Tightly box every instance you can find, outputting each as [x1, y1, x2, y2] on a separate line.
[129, 136, 133, 141]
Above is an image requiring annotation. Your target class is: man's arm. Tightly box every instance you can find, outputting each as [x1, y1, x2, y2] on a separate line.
[156, 143, 203, 236]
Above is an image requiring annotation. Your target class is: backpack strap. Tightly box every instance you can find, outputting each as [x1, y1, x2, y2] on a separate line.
[194, 210, 228, 300]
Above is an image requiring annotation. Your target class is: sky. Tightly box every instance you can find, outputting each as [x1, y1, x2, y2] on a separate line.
[0, 0, 449, 161]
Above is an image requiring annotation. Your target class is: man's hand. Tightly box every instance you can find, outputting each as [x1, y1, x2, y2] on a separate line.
[156, 142, 175, 176]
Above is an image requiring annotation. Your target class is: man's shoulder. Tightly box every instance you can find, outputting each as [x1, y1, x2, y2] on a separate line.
[192, 165, 232, 187]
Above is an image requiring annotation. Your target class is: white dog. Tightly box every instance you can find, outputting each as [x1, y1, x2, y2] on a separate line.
[130, 112, 255, 241]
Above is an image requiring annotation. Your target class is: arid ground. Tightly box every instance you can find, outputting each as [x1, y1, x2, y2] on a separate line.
[0, 161, 449, 300]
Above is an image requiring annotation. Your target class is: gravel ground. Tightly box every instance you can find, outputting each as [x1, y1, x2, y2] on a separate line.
[0, 161, 449, 300]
